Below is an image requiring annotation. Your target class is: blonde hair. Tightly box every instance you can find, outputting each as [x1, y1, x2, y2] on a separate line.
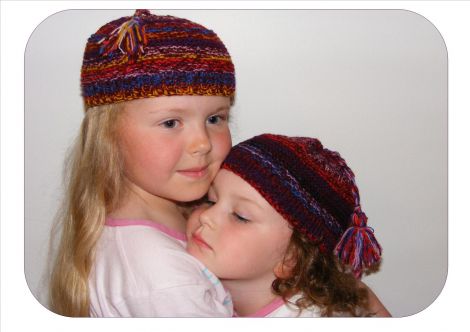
[49, 103, 126, 316]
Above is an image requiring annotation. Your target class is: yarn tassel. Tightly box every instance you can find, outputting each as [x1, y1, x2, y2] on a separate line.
[334, 207, 382, 279]
[98, 10, 148, 60]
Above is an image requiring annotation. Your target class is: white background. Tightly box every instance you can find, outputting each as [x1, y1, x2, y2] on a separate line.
[2, 1, 469, 331]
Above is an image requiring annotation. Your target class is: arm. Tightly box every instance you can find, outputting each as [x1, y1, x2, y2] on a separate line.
[358, 280, 392, 317]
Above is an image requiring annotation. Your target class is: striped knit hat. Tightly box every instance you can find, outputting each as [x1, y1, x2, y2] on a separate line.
[221, 134, 382, 278]
[81, 9, 235, 108]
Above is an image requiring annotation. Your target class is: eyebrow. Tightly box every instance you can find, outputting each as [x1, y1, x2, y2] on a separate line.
[147, 108, 181, 115]
[235, 196, 263, 211]
[149, 105, 230, 115]
[214, 106, 231, 113]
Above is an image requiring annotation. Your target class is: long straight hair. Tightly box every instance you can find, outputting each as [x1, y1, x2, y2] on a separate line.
[49, 103, 126, 316]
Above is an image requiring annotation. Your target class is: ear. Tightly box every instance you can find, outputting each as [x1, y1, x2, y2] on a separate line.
[274, 250, 297, 279]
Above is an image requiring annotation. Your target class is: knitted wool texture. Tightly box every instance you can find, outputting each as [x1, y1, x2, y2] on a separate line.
[221, 134, 382, 278]
[81, 9, 235, 108]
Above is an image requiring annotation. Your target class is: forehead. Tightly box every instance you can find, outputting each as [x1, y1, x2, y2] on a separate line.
[212, 169, 256, 194]
[212, 169, 275, 214]
[213, 169, 293, 235]
[123, 95, 231, 113]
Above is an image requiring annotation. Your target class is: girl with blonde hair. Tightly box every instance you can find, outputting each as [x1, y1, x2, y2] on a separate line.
[50, 9, 236, 317]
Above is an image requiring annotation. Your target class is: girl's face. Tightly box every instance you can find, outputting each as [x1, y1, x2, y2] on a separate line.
[186, 169, 293, 281]
[118, 95, 232, 202]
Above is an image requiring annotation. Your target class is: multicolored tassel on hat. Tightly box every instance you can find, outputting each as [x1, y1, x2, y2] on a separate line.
[334, 206, 382, 279]
[98, 9, 149, 60]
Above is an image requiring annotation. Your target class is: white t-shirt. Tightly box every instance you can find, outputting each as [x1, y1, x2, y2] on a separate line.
[88, 218, 233, 317]
[243, 295, 322, 318]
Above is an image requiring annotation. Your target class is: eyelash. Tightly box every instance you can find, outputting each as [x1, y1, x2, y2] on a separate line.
[233, 213, 250, 223]
[204, 197, 250, 223]
[158, 119, 181, 129]
[207, 114, 228, 125]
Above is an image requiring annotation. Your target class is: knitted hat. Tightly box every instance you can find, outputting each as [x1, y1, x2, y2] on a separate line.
[221, 134, 382, 278]
[81, 9, 236, 108]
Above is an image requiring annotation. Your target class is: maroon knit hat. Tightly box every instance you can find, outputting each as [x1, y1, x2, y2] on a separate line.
[81, 9, 235, 108]
[221, 134, 382, 278]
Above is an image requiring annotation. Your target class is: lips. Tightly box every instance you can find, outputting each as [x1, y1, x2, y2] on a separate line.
[178, 165, 209, 178]
[191, 232, 212, 250]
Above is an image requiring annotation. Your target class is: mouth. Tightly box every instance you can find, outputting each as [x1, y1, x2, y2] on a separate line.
[177, 165, 209, 179]
[191, 232, 212, 250]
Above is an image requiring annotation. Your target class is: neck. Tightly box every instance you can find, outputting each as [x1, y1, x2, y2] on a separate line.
[222, 274, 281, 317]
[109, 181, 187, 233]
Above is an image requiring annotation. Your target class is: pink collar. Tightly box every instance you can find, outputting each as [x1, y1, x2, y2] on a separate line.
[105, 218, 187, 242]
[243, 297, 285, 318]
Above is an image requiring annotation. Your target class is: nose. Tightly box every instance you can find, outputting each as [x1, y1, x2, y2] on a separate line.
[188, 125, 212, 155]
[199, 205, 216, 229]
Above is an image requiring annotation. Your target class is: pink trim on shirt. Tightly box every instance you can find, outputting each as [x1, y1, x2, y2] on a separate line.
[246, 297, 286, 317]
[105, 218, 187, 242]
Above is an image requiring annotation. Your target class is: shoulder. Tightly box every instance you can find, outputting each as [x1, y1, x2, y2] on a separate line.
[267, 295, 322, 318]
[357, 280, 392, 317]
[90, 224, 233, 316]
[94, 224, 209, 290]
[90, 225, 233, 317]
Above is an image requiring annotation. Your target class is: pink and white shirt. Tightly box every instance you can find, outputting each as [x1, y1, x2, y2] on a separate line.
[243, 295, 322, 318]
[88, 218, 233, 317]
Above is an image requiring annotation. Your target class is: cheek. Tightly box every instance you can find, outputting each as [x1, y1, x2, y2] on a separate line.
[211, 129, 232, 162]
[214, 229, 273, 274]
[217, 226, 293, 277]
[122, 131, 182, 173]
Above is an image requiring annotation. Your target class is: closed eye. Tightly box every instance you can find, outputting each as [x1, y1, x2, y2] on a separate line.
[233, 213, 250, 223]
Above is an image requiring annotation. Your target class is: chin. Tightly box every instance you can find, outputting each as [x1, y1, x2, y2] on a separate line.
[177, 185, 210, 202]
[175, 188, 209, 203]
[186, 244, 205, 263]
[186, 244, 197, 257]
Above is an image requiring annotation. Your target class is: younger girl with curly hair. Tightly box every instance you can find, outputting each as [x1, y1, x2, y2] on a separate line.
[186, 134, 390, 317]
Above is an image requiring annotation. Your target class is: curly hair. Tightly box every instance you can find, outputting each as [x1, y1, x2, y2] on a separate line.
[272, 229, 375, 317]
